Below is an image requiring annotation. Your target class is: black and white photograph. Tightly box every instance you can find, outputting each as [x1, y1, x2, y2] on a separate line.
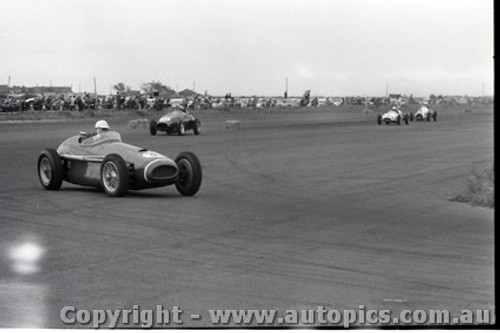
[0, 0, 494, 328]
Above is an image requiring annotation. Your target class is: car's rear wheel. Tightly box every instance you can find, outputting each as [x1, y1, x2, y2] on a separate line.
[432, 111, 437, 121]
[404, 114, 409, 125]
[38, 148, 63, 190]
[193, 118, 201, 135]
[377, 114, 382, 125]
[150, 120, 157, 136]
[101, 154, 129, 197]
[397, 115, 401, 125]
[175, 152, 202, 196]
[178, 122, 185, 136]
[427, 113, 431, 122]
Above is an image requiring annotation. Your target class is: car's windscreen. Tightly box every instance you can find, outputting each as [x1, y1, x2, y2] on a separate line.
[81, 131, 122, 145]
[168, 110, 185, 117]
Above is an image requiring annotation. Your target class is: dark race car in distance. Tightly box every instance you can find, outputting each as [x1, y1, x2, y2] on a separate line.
[150, 109, 201, 136]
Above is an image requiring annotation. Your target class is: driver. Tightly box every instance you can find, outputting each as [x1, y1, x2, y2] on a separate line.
[95, 120, 110, 135]
[79, 120, 110, 143]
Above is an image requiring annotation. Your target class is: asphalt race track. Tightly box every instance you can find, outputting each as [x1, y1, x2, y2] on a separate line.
[0, 107, 494, 327]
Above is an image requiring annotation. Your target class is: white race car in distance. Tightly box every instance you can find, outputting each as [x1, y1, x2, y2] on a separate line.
[411, 105, 437, 122]
[377, 107, 409, 125]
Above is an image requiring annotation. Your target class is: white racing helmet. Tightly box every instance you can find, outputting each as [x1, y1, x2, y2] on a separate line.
[95, 120, 110, 130]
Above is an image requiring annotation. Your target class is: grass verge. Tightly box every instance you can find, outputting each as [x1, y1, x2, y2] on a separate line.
[451, 163, 494, 208]
[0, 109, 155, 122]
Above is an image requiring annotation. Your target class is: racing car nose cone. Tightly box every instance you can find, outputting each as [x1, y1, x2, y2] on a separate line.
[144, 159, 178, 182]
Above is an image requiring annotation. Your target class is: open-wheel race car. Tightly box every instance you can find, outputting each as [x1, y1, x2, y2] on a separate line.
[37, 131, 202, 197]
[150, 109, 201, 136]
[411, 105, 437, 122]
[377, 107, 410, 125]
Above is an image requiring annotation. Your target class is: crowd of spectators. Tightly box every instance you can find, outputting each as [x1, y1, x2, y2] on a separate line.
[0, 91, 493, 112]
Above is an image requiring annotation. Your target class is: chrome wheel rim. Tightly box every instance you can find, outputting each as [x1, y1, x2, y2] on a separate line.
[102, 162, 119, 193]
[39, 157, 52, 185]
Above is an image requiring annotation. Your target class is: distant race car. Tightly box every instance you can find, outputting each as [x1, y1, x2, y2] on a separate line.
[411, 105, 437, 122]
[377, 107, 410, 125]
[150, 109, 201, 136]
[37, 131, 202, 197]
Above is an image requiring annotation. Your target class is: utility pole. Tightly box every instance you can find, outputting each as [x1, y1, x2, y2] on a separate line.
[285, 77, 288, 98]
[8, 76, 11, 87]
[93, 77, 97, 96]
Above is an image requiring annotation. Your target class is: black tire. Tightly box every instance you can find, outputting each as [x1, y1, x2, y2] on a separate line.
[193, 118, 201, 135]
[150, 120, 157, 136]
[404, 114, 409, 125]
[432, 111, 437, 121]
[426, 113, 431, 122]
[410, 112, 414, 121]
[101, 154, 129, 197]
[397, 115, 401, 125]
[175, 152, 202, 196]
[377, 114, 382, 125]
[178, 122, 185, 136]
[38, 148, 63, 190]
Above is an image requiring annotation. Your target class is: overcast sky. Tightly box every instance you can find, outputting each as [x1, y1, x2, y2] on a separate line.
[0, 0, 494, 97]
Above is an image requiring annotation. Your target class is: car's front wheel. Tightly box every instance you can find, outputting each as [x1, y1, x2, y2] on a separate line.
[377, 114, 382, 125]
[150, 120, 157, 136]
[38, 148, 64, 190]
[432, 111, 438, 121]
[193, 118, 201, 135]
[175, 152, 202, 196]
[101, 154, 129, 197]
[178, 122, 185, 136]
